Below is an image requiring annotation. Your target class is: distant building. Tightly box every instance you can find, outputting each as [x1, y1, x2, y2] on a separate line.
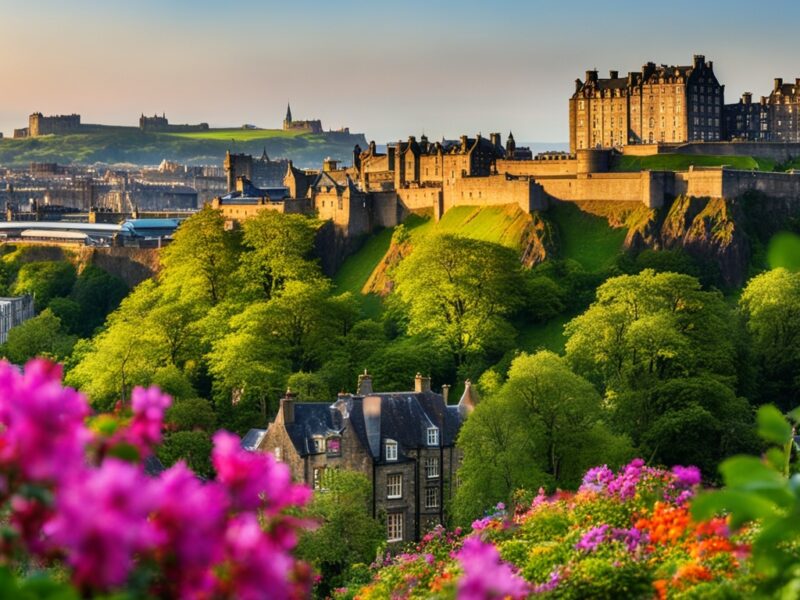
[724, 79, 800, 142]
[282, 103, 323, 134]
[0, 295, 34, 344]
[28, 113, 82, 137]
[223, 149, 290, 191]
[138, 113, 209, 133]
[258, 372, 478, 543]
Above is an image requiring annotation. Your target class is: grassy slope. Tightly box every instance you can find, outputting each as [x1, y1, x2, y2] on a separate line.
[767, 231, 800, 271]
[0, 129, 365, 167]
[614, 154, 775, 172]
[548, 201, 628, 271]
[166, 128, 307, 141]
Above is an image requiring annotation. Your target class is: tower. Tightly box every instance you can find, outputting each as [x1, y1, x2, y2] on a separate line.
[283, 103, 293, 130]
[506, 131, 516, 158]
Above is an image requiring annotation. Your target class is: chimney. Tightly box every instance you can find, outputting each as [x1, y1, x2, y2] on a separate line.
[609, 70, 619, 79]
[460, 135, 468, 152]
[490, 132, 501, 148]
[441, 384, 451, 404]
[357, 369, 373, 395]
[575, 78, 582, 92]
[280, 388, 296, 424]
[414, 373, 431, 393]
[693, 54, 705, 68]
[585, 70, 598, 83]
[742, 92, 752, 105]
[457, 379, 479, 419]
[775, 78, 784, 92]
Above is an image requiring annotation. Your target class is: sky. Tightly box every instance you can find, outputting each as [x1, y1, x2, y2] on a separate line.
[1, 0, 799, 143]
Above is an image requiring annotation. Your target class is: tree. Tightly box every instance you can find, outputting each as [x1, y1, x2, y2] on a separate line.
[1, 309, 76, 364]
[394, 234, 525, 367]
[48, 297, 83, 336]
[160, 207, 238, 306]
[157, 430, 213, 477]
[166, 398, 217, 432]
[238, 211, 321, 300]
[69, 265, 128, 336]
[296, 470, 384, 596]
[565, 269, 736, 394]
[453, 351, 632, 523]
[12, 261, 76, 310]
[286, 371, 331, 401]
[739, 268, 800, 410]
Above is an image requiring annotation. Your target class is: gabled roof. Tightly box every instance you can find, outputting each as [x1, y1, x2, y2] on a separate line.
[311, 171, 344, 192]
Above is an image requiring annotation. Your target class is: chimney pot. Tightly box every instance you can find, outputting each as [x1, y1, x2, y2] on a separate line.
[281, 388, 296, 424]
[414, 373, 431, 393]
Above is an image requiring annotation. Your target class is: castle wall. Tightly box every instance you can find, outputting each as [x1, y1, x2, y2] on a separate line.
[396, 187, 441, 213]
[372, 191, 400, 228]
[445, 175, 541, 213]
[536, 173, 646, 204]
[622, 141, 800, 163]
[495, 158, 577, 177]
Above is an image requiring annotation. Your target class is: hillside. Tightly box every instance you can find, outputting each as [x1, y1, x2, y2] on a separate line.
[0, 128, 367, 168]
[613, 153, 776, 172]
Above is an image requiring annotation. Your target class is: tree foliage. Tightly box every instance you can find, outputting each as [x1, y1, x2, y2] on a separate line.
[12, 260, 76, 310]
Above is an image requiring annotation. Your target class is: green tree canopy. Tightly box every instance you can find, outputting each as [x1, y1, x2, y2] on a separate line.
[0, 309, 76, 364]
[453, 351, 632, 523]
[394, 234, 525, 367]
[12, 261, 76, 310]
[739, 268, 800, 410]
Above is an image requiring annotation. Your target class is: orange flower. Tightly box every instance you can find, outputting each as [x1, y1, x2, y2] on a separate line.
[674, 562, 713, 584]
[653, 578, 668, 600]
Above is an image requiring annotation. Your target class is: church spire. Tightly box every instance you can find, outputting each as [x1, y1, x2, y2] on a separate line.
[285, 102, 292, 124]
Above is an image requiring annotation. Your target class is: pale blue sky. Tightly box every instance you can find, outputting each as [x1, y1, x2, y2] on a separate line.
[1, 0, 799, 142]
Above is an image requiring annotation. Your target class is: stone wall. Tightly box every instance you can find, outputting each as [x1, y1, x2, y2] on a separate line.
[622, 141, 800, 162]
[445, 174, 544, 213]
[495, 158, 577, 177]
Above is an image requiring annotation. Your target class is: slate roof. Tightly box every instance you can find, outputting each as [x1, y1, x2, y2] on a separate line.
[241, 428, 267, 451]
[279, 391, 465, 463]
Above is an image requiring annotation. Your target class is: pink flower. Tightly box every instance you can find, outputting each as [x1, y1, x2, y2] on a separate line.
[212, 431, 310, 513]
[222, 513, 297, 600]
[672, 465, 702, 487]
[126, 385, 172, 455]
[151, 463, 229, 597]
[456, 537, 529, 599]
[0, 360, 91, 483]
[45, 458, 161, 590]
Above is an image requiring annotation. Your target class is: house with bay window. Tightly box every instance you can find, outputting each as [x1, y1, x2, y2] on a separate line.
[257, 372, 477, 543]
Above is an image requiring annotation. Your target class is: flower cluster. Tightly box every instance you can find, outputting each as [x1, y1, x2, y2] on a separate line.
[342, 459, 752, 599]
[0, 359, 312, 599]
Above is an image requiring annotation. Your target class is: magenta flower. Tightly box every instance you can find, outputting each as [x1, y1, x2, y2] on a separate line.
[575, 524, 609, 552]
[580, 465, 615, 493]
[672, 465, 702, 487]
[456, 537, 529, 599]
[44, 458, 161, 589]
[531, 568, 561, 594]
[127, 385, 172, 454]
[0, 359, 91, 483]
[212, 431, 310, 513]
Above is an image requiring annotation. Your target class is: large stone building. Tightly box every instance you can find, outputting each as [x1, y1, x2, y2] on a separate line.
[223, 150, 290, 191]
[282, 103, 322, 134]
[27, 113, 82, 137]
[138, 113, 209, 133]
[257, 373, 477, 543]
[569, 55, 724, 152]
[725, 78, 800, 142]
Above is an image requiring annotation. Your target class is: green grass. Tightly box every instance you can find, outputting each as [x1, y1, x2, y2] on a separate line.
[767, 231, 800, 271]
[165, 128, 307, 141]
[436, 205, 532, 249]
[516, 313, 573, 354]
[614, 154, 775, 172]
[548, 202, 627, 272]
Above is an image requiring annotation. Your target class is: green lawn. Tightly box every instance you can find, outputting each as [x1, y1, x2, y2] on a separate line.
[165, 128, 308, 141]
[436, 205, 532, 249]
[767, 231, 800, 271]
[548, 202, 627, 272]
[614, 154, 775, 172]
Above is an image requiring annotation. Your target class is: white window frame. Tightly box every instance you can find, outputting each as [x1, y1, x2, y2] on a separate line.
[426, 427, 439, 446]
[273, 447, 282, 461]
[313, 467, 326, 491]
[387, 474, 403, 499]
[425, 457, 440, 479]
[385, 440, 398, 461]
[312, 436, 325, 454]
[425, 486, 439, 509]
[387, 512, 403, 542]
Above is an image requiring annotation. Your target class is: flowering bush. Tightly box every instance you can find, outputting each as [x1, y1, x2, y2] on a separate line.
[339, 459, 753, 599]
[0, 359, 312, 598]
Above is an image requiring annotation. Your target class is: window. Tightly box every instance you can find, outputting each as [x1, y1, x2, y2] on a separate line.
[385, 440, 398, 461]
[326, 437, 341, 456]
[312, 436, 325, 454]
[425, 457, 440, 479]
[313, 467, 326, 491]
[387, 512, 403, 542]
[387, 474, 402, 499]
[273, 447, 282, 461]
[425, 487, 439, 509]
[427, 427, 439, 446]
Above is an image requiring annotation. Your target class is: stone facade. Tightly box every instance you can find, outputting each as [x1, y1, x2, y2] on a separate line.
[569, 55, 724, 152]
[725, 79, 800, 142]
[28, 113, 82, 137]
[257, 374, 478, 543]
[224, 150, 290, 191]
[138, 113, 209, 133]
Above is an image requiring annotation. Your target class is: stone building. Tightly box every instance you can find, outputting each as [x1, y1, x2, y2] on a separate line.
[0, 295, 34, 344]
[258, 373, 477, 543]
[138, 113, 209, 133]
[28, 113, 82, 137]
[282, 103, 323, 134]
[725, 79, 800, 142]
[223, 150, 290, 191]
[569, 55, 724, 152]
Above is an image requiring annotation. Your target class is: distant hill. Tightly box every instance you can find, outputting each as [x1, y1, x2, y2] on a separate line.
[0, 128, 367, 168]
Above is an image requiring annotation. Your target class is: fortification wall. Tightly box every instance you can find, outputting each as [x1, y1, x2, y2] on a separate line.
[495, 159, 577, 177]
[722, 169, 800, 199]
[536, 173, 646, 204]
[623, 141, 800, 162]
[396, 187, 441, 212]
[445, 175, 541, 213]
[372, 191, 400, 228]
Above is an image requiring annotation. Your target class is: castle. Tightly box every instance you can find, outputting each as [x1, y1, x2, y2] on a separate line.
[282, 103, 322, 134]
[138, 113, 209, 133]
[570, 54, 800, 152]
[14, 113, 82, 138]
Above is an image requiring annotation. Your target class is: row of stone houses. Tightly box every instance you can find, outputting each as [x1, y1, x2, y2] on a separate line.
[251, 372, 477, 544]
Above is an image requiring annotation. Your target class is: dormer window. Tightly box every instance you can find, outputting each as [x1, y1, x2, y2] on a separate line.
[385, 440, 398, 462]
[326, 436, 341, 456]
[427, 427, 439, 446]
[312, 436, 325, 454]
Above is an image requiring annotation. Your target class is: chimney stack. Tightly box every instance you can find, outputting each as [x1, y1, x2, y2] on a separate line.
[357, 369, 373, 395]
[414, 373, 431, 393]
[441, 384, 451, 404]
[609, 70, 619, 79]
[281, 388, 296, 424]
[775, 78, 784, 92]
